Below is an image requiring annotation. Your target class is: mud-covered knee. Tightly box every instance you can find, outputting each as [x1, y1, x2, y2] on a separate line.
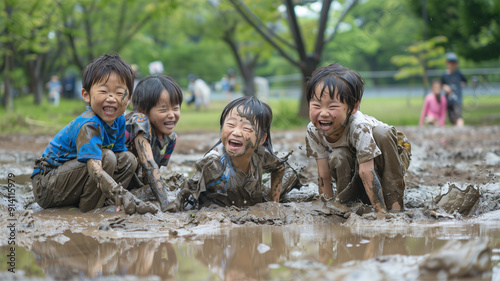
[101, 149, 117, 171]
[372, 125, 394, 143]
[117, 151, 138, 171]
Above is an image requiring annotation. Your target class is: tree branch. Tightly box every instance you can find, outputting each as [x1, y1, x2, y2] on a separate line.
[324, 0, 358, 44]
[284, 0, 306, 61]
[313, 0, 332, 59]
[228, 0, 301, 67]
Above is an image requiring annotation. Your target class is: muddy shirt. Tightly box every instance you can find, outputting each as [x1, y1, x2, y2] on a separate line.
[305, 111, 383, 164]
[125, 112, 176, 167]
[188, 143, 283, 207]
[32, 107, 127, 176]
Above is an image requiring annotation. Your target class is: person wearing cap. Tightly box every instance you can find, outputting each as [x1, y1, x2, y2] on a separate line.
[441, 52, 467, 127]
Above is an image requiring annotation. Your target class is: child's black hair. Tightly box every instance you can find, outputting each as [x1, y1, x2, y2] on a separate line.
[82, 53, 135, 97]
[431, 79, 442, 104]
[306, 63, 364, 116]
[212, 96, 274, 154]
[132, 74, 184, 115]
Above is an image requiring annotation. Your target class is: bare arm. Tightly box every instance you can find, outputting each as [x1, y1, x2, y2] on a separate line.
[134, 134, 169, 211]
[358, 159, 387, 213]
[269, 164, 285, 203]
[316, 158, 333, 200]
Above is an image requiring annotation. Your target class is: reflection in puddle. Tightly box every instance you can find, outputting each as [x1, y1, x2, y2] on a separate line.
[26, 222, 499, 280]
[30, 232, 177, 280]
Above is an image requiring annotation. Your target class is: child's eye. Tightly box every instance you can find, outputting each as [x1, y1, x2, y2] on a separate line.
[243, 127, 254, 132]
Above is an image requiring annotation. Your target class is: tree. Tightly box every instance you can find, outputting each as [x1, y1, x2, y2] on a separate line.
[390, 36, 447, 96]
[0, 0, 58, 107]
[228, 0, 358, 118]
[205, 0, 278, 96]
[56, 0, 175, 70]
[409, 0, 500, 62]
[326, 0, 421, 78]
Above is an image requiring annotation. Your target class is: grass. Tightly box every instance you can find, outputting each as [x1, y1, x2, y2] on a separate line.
[1, 93, 499, 135]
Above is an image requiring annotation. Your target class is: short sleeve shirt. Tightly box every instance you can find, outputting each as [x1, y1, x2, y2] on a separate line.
[125, 112, 177, 167]
[305, 111, 383, 164]
[188, 143, 283, 207]
[32, 107, 127, 176]
[441, 70, 467, 104]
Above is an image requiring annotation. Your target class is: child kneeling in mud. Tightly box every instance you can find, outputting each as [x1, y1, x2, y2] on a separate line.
[124, 74, 183, 212]
[31, 54, 157, 215]
[168, 96, 299, 211]
[305, 63, 411, 213]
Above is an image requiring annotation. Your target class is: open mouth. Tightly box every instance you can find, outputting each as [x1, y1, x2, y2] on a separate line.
[228, 139, 243, 149]
[318, 121, 333, 130]
[103, 106, 117, 116]
[164, 121, 176, 129]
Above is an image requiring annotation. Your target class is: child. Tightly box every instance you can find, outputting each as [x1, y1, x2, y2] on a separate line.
[441, 52, 467, 127]
[419, 79, 447, 127]
[31, 54, 157, 215]
[124, 74, 183, 212]
[305, 63, 411, 213]
[167, 96, 292, 211]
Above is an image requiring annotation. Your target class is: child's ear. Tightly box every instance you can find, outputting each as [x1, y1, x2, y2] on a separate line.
[259, 133, 268, 146]
[352, 101, 360, 114]
[81, 88, 91, 103]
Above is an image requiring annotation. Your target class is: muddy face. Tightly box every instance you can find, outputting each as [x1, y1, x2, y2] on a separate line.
[220, 108, 261, 159]
[81, 72, 130, 126]
[308, 84, 351, 143]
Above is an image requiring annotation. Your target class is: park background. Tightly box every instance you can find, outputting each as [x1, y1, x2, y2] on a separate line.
[1, 0, 499, 134]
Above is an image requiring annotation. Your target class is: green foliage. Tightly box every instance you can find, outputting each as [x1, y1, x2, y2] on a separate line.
[268, 99, 309, 129]
[390, 36, 447, 83]
[2, 94, 500, 136]
[408, 0, 500, 62]
[327, 0, 421, 71]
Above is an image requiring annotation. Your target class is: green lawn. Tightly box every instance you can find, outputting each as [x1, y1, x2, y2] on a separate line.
[1, 94, 499, 135]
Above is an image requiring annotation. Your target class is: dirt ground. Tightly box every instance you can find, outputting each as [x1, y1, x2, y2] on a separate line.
[0, 125, 499, 280]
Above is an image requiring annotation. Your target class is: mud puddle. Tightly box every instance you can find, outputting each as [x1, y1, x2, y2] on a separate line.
[2, 216, 499, 281]
[1, 126, 500, 280]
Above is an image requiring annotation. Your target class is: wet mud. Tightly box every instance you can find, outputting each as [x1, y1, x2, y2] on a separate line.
[1, 126, 500, 280]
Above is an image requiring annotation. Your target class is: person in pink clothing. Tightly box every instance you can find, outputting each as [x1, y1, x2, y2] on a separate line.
[419, 80, 447, 127]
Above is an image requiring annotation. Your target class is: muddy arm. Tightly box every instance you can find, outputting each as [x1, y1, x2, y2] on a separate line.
[358, 159, 387, 213]
[316, 158, 333, 200]
[134, 134, 169, 211]
[269, 164, 285, 203]
[87, 159, 126, 212]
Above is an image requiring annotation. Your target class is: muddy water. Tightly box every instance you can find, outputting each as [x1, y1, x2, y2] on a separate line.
[1, 127, 500, 280]
[3, 215, 498, 281]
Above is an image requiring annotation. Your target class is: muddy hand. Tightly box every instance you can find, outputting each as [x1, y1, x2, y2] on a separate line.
[122, 192, 159, 215]
[110, 184, 127, 212]
[165, 189, 192, 213]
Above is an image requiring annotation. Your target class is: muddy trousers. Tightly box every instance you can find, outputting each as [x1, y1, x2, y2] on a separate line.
[329, 125, 411, 210]
[32, 150, 137, 212]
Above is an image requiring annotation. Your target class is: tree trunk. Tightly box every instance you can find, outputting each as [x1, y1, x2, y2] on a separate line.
[241, 64, 256, 97]
[298, 57, 320, 119]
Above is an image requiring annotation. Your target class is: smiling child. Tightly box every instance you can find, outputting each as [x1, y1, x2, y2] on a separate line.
[305, 63, 411, 213]
[167, 96, 299, 211]
[31, 54, 157, 214]
[125, 74, 183, 212]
